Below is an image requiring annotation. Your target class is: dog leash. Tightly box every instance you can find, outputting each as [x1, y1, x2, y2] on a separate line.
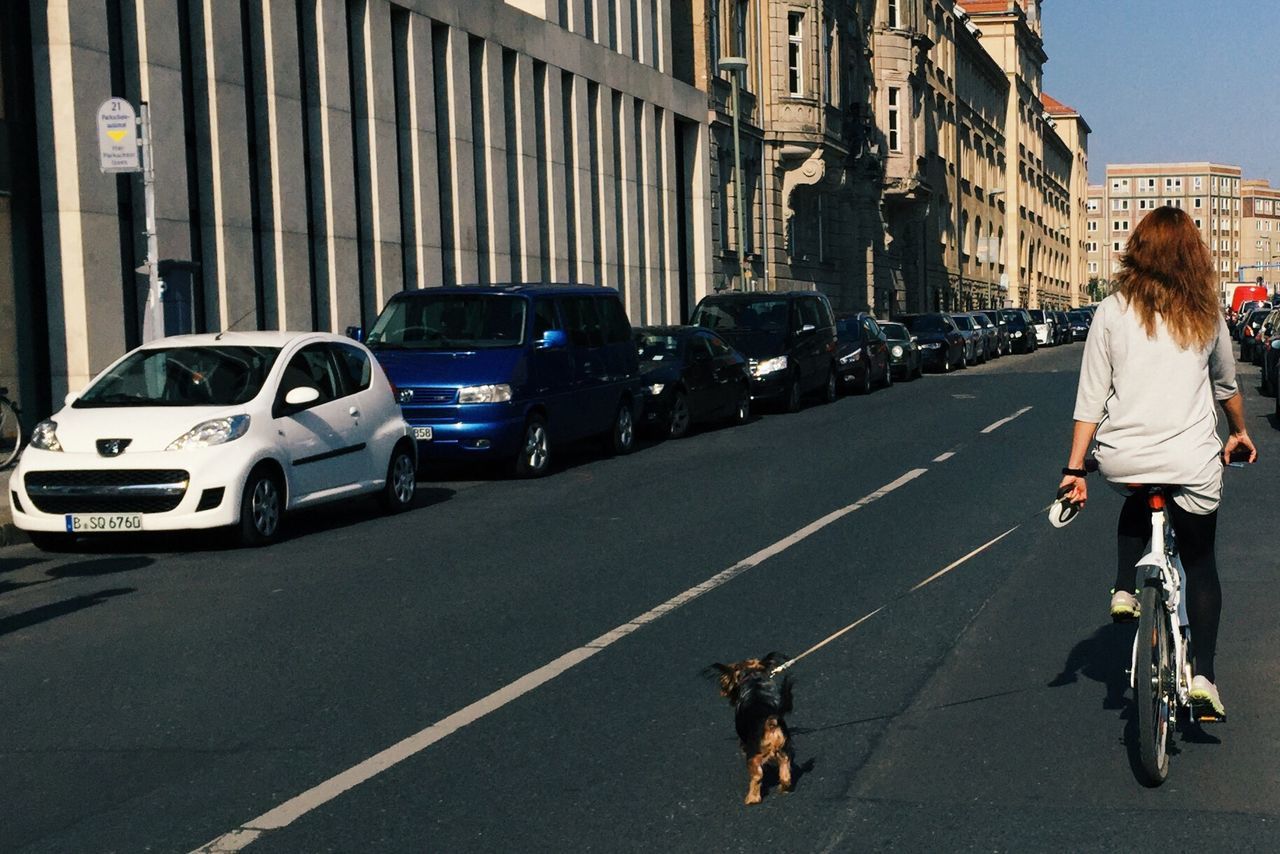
[769, 494, 1075, 678]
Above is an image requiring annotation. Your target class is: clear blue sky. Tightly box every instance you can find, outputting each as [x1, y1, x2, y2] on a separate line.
[1041, 0, 1280, 184]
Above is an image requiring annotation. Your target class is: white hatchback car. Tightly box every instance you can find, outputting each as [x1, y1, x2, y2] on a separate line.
[9, 331, 417, 549]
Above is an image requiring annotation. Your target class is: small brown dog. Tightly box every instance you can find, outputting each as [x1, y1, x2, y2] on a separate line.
[707, 653, 794, 805]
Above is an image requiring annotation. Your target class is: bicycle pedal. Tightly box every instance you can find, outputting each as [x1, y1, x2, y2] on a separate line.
[1195, 713, 1226, 723]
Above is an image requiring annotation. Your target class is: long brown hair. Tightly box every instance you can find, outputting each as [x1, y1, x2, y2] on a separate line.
[1115, 206, 1219, 349]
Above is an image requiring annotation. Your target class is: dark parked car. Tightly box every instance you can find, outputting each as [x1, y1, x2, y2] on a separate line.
[1262, 334, 1280, 397]
[1052, 310, 1073, 344]
[1239, 308, 1271, 361]
[968, 312, 1000, 360]
[880, 321, 923, 380]
[691, 291, 839, 412]
[999, 308, 1037, 353]
[978, 309, 1011, 355]
[834, 312, 892, 394]
[1067, 309, 1091, 341]
[633, 326, 751, 438]
[898, 313, 966, 372]
[362, 284, 642, 478]
[951, 313, 986, 364]
[1252, 308, 1280, 367]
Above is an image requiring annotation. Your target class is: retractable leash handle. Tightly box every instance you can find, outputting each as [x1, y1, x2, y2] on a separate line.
[1049, 484, 1082, 528]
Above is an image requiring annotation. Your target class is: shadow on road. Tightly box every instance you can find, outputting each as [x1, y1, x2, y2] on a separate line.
[281, 486, 454, 542]
[0, 587, 135, 638]
[1047, 621, 1134, 711]
[0, 555, 46, 575]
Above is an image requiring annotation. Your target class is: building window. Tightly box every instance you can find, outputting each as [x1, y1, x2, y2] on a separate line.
[888, 86, 901, 151]
[1113, 242, 1121, 252]
[1194, 176, 1203, 190]
[787, 12, 803, 96]
[732, 0, 748, 62]
[709, 0, 720, 74]
[888, 0, 898, 28]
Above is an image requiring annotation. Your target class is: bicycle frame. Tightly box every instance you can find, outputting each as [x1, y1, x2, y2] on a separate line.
[1129, 502, 1191, 710]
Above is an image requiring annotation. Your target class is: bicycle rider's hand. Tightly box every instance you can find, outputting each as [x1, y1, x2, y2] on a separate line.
[1057, 475, 1087, 508]
[1222, 430, 1258, 466]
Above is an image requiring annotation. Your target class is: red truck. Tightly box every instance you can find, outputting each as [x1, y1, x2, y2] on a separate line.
[1230, 284, 1269, 314]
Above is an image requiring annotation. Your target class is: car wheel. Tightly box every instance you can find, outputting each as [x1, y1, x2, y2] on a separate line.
[732, 385, 751, 424]
[784, 371, 803, 413]
[914, 359, 924, 379]
[960, 350, 968, 370]
[667, 390, 691, 439]
[607, 399, 635, 455]
[238, 467, 283, 547]
[942, 353, 952, 374]
[824, 366, 840, 403]
[28, 531, 74, 553]
[881, 361, 893, 388]
[854, 363, 870, 396]
[379, 442, 417, 513]
[514, 415, 550, 478]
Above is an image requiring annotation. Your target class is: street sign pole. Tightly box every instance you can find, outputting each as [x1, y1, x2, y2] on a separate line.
[139, 102, 163, 342]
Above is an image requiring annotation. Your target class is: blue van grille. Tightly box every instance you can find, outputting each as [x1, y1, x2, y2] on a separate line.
[403, 387, 456, 405]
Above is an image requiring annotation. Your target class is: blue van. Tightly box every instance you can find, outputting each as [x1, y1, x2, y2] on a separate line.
[360, 285, 642, 477]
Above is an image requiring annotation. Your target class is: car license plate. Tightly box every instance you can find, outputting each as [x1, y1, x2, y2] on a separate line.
[412, 426, 433, 441]
[65, 513, 143, 533]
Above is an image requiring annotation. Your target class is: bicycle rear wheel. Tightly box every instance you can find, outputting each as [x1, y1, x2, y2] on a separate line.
[1136, 582, 1172, 785]
[0, 398, 20, 468]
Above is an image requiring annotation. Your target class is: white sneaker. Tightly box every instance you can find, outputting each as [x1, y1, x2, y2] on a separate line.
[1189, 675, 1226, 720]
[1109, 590, 1139, 622]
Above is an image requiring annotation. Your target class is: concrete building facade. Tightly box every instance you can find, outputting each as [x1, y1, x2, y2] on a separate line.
[4, 0, 712, 422]
[1240, 179, 1280, 289]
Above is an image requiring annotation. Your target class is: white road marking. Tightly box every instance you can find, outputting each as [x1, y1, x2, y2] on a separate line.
[980, 405, 1033, 434]
[932, 451, 955, 462]
[192, 467, 930, 853]
[909, 525, 1021, 592]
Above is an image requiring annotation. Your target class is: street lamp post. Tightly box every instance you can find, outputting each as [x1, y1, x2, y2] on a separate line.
[720, 56, 749, 291]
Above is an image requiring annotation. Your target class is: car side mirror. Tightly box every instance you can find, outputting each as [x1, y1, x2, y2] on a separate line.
[800, 323, 816, 334]
[285, 386, 321, 407]
[64, 392, 78, 407]
[345, 325, 364, 342]
[537, 329, 569, 350]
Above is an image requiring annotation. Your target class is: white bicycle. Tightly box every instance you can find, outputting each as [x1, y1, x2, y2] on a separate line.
[1129, 484, 1220, 786]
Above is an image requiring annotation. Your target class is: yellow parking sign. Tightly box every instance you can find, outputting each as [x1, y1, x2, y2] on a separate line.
[97, 98, 140, 173]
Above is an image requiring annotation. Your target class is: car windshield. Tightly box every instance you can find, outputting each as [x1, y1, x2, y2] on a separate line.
[366, 294, 527, 349]
[692, 298, 790, 333]
[881, 323, 909, 341]
[1028, 310, 1046, 322]
[953, 315, 975, 330]
[904, 315, 950, 335]
[836, 318, 861, 337]
[74, 346, 280, 408]
[1069, 311, 1089, 322]
[635, 332, 680, 361]
[999, 310, 1027, 328]
[972, 315, 991, 328]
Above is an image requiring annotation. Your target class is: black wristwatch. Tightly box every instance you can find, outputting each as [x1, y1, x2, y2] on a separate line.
[1061, 466, 1088, 477]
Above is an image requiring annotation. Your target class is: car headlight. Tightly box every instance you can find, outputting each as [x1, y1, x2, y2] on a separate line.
[838, 348, 862, 365]
[1011, 331, 1024, 337]
[167, 415, 251, 450]
[921, 342, 943, 350]
[647, 383, 666, 395]
[457, 384, 513, 403]
[891, 345, 904, 358]
[752, 356, 788, 377]
[30, 419, 63, 452]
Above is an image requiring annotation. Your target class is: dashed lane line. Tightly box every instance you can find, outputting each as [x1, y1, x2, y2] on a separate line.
[192, 467, 931, 852]
[980, 405, 1034, 434]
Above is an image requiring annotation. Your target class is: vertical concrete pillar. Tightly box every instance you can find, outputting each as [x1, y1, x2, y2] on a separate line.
[616, 94, 642, 320]
[480, 41, 512, 282]
[512, 54, 543, 282]
[658, 109, 680, 321]
[542, 69, 570, 281]
[635, 0, 653, 67]
[404, 12, 444, 287]
[640, 104, 662, 322]
[567, 0, 586, 36]
[569, 76, 595, 284]
[685, 121, 713, 304]
[596, 87, 619, 289]
[442, 26, 479, 282]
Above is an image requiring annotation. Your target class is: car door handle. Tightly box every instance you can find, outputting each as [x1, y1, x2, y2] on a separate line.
[349, 406, 359, 417]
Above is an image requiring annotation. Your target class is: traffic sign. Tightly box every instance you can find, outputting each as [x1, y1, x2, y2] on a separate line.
[97, 98, 140, 173]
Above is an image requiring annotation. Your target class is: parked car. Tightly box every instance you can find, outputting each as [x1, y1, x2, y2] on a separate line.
[880, 321, 923, 380]
[951, 313, 987, 364]
[1067, 309, 1091, 341]
[361, 285, 642, 478]
[633, 326, 750, 438]
[1239, 307, 1271, 361]
[1252, 308, 1280, 367]
[898, 313, 966, 372]
[999, 308, 1037, 353]
[1235, 301, 1271, 341]
[10, 332, 417, 550]
[978, 309, 1011, 355]
[1027, 309, 1052, 346]
[968, 312, 1000, 360]
[834, 312, 892, 394]
[1261, 335, 1280, 397]
[691, 291, 839, 412]
[1052, 310, 1073, 344]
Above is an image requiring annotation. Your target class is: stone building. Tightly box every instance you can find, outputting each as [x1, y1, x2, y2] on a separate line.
[3, 0, 712, 420]
[1240, 179, 1280, 289]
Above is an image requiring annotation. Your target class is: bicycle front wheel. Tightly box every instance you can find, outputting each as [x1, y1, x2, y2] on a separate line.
[1136, 582, 1172, 785]
[0, 398, 20, 468]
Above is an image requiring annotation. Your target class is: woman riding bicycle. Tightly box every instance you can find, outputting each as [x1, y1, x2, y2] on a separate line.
[1058, 205, 1256, 719]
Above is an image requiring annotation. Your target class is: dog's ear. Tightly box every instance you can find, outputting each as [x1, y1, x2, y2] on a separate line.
[703, 662, 738, 699]
[761, 651, 789, 670]
[702, 662, 733, 681]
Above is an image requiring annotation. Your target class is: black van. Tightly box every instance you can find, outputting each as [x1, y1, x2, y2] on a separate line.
[690, 291, 839, 412]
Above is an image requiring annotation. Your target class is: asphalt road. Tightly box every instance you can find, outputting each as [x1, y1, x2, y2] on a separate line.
[4, 340, 1280, 853]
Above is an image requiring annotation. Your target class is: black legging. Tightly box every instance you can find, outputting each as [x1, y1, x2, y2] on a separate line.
[1114, 490, 1222, 682]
